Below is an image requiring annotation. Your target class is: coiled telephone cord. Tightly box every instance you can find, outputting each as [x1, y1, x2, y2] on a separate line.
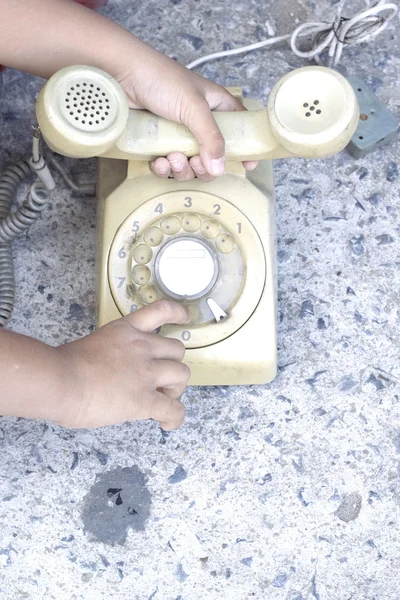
[0, 160, 51, 326]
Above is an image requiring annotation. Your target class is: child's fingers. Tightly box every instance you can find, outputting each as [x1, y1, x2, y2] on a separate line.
[181, 95, 226, 176]
[150, 157, 171, 178]
[149, 336, 186, 361]
[243, 160, 259, 170]
[125, 300, 189, 333]
[154, 359, 191, 392]
[150, 391, 186, 430]
[189, 156, 216, 182]
[166, 152, 195, 181]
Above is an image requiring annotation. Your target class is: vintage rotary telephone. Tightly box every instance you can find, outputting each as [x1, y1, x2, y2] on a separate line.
[35, 65, 358, 385]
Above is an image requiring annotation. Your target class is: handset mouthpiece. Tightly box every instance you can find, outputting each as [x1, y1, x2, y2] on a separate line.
[36, 65, 129, 158]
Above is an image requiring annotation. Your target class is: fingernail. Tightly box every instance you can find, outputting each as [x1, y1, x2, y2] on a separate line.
[170, 160, 184, 172]
[193, 165, 207, 175]
[210, 156, 225, 176]
[158, 166, 170, 175]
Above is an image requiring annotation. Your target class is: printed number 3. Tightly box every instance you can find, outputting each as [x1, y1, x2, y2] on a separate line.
[184, 197, 192, 208]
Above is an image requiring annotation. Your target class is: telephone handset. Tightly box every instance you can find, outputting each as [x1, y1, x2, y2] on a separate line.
[36, 65, 358, 386]
[36, 64, 358, 161]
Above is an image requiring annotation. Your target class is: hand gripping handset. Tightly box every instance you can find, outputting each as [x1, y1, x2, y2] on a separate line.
[36, 65, 358, 386]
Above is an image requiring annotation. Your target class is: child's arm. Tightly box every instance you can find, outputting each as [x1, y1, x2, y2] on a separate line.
[0, 300, 190, 430]
[0, 0, 257, 178]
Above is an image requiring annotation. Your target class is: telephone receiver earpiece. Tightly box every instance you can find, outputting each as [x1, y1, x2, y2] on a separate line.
[36, 65, 359, 161]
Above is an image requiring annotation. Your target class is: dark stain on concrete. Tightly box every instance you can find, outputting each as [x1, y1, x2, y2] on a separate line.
[81, 466, 151, 545]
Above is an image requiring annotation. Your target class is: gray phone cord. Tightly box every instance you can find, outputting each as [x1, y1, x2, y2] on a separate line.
[0, 160, 50, 326]
[0, 129, 96, 327]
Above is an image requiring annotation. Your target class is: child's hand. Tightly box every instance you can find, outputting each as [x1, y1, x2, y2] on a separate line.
[56, 300, 190, 430]
[115, 50, 258, 181]
[2, 0, 257, 180]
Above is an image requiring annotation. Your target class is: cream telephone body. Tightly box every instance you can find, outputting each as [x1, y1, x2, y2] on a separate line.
[36, 65, 358, 385]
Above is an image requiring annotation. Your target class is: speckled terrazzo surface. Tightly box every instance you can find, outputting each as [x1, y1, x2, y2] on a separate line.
[1, 1, 400, 599]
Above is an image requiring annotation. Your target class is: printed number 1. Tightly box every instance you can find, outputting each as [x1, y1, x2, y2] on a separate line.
[237, 223, 242, 234]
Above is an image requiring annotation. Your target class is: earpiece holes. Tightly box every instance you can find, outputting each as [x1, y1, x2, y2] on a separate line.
[359, 136, 364, 140]
[303, 99, 322, 117]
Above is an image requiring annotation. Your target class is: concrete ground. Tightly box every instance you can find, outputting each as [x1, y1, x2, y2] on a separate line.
[0, 0, 399, 598]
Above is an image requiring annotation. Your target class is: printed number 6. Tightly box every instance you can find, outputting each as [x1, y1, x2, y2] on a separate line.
[118, 248, 126, 259]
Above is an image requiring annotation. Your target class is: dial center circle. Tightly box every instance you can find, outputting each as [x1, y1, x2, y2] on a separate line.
[155, 237, 218, 299]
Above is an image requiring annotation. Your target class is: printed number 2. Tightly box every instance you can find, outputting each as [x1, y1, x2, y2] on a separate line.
[155, 203, 163, 214]
[213, 204, 221, 215]
[184, 197, 192, 208]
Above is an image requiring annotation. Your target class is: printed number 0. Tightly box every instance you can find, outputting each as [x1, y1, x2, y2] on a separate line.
[181, 330, 191, 342]
[184, 197, 192, 208]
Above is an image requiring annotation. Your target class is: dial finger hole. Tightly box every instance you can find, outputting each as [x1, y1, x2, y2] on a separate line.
[138, 284, 158, 304]
[160, 215, 181, 235]
[143, 226, 164, 247]
[216, 233, 236, 253]
[133, 244, 152, 264]
[182, 212, 201, 232]
[201, 219, 221, 239]
[131, 264, 151, 285]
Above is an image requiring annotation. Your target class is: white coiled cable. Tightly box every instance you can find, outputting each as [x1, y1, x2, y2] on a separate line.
[186, 0, 397, 70]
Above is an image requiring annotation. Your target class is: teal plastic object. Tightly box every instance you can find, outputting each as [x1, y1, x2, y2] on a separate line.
[346, 76, 398, 158]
